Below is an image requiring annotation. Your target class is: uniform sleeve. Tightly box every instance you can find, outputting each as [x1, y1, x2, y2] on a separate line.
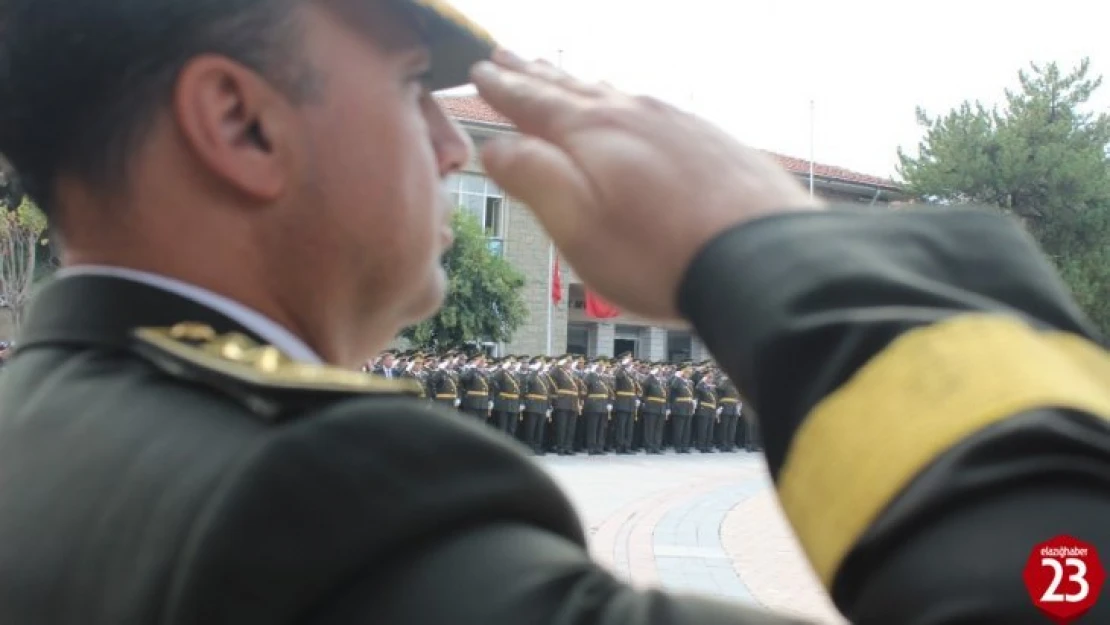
[162, 398, 809, 625]
[311, 522, 809, 625]
[678, 207, 1110, 624]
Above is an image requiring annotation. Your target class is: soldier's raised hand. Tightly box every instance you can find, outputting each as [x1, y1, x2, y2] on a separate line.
[472, 50, 822, 321]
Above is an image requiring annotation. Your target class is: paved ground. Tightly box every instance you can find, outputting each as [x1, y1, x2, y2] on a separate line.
[537, 451, 847, 625]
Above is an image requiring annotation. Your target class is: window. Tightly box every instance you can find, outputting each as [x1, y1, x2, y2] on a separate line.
[567, 323, 590, 357]
[667, 330, 692, 362]
[446, 172, 505, 244]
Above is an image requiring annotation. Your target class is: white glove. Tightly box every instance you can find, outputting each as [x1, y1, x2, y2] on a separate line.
[519, 404, 526, 412]
[606, 404, 613, 411]
[666, 409, 671, 416]
[635, 399, 642, 408]
[716, 407, 723, 416]
[488, 400, 494, 410]
[546, 409, 553, 417]
[454, 399, 461, 407]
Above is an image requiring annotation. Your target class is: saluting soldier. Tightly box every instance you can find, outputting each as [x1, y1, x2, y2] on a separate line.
[549, 356, 579, 455]
[611, 353, 638, 454]
[630, 363, 644, 451]
[639, 363, 668, 454]
[400, 352, 428, 399]
[582, 359, 610, 455]
[428, 355, 460, 410]
[669, 363, 696, 453]
[509, 355, 528, 439]
[692, 370, 717, 452]
[10, 0, 1099, 618]
[490, 355, 522, 436]
[564, 355, 581, 452]
[716, 374, 742, 452]
[458, 351, 491, 422]
[521, 357, 550, 454]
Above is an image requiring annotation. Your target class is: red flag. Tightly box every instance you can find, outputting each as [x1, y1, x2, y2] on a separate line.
[551, 254, 563, 305]
[585, 290, 620, 319]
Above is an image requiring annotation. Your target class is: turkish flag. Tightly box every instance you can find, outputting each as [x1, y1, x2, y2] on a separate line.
[585, 290, 620, 319]
[551, 254, 563, 305]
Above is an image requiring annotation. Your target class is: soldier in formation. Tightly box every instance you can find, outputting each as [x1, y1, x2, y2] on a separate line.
[363, 348, 759, 456]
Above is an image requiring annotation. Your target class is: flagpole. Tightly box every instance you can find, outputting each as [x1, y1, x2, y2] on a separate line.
[546, 244, 554, 355]
[808, 99, 815, 198]
[545, 48, 565, 357]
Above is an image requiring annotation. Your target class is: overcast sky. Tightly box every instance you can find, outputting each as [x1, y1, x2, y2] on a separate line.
[445, 0, 1110, 180]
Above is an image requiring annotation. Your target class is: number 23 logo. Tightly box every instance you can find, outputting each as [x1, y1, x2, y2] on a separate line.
[1041, 557, 1090, 603]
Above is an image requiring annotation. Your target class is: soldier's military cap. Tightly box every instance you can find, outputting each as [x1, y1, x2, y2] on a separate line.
[391, 0, 496, 91]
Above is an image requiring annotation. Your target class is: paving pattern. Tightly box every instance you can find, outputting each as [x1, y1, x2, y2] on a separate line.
[538, 452, 847, 625]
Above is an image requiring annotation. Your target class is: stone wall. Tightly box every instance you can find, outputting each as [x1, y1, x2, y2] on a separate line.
[502, 197, 567, 356]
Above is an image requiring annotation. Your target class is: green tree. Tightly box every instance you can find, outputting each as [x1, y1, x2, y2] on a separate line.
[898, 59, 1110, 333]
[0, 195, 48, 330]
[401, 210, 527, 350]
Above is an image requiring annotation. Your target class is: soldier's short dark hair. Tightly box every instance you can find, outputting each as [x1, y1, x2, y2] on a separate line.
[0, 0, 315, 213]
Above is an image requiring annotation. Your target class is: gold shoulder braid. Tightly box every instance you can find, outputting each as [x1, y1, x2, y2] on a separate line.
[130, 323, 424, 421]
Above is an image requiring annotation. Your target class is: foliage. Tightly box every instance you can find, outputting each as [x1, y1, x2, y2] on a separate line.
[898, 59, 1110, 334]
[401, 210, 527, 350]
[0, 195, 48, 330]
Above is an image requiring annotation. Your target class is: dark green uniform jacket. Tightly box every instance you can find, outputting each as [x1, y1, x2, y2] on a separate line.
[2, 206, 1109, 624]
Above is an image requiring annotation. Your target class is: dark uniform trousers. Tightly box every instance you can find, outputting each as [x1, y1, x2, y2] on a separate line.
[522, 411, 546, 453]
[671, 412, 691, 452]
[611, 375, 638, 453]
[641, 403, 666, 453]
[584, 409, 606, 454]
[639, 376, 668, 453]
[491, 409, 513, 434]
[612, 410, 634, 452]
[671, 398, 694, 452]
[549, 370, 579, 455]
[553, 410, 575, 453]
[581, 373, 609, 455]
[493, 371, 525, 438]
[693, 405, 716, 452]
[521, 376, 549, 454]
[717, 399, 740, 451]
[744, 410, 762, 452]
[9, 208, 1110, 624]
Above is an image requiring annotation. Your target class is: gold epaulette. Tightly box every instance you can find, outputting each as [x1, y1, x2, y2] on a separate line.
[130, 322, 423, 421]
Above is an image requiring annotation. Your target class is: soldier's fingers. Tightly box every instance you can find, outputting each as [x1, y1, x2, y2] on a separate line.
[492, 49, 611, 99]
[471, 61, 584, 141]
[479, 135, 589, 246]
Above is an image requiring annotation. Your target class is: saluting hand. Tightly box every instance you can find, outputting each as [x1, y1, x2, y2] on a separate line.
[471, 49, 822, 321]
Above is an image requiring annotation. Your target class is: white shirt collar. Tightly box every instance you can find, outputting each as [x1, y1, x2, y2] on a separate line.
[56, 265, 322, 363]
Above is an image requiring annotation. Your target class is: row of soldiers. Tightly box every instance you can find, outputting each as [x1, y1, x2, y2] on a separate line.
[362, 349, 762, 456]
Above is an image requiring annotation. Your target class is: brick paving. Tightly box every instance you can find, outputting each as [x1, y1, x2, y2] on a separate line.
[538, 452, 847, 624]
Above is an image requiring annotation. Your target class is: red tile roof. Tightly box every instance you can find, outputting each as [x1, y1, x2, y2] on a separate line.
[437, 94, 899, 190]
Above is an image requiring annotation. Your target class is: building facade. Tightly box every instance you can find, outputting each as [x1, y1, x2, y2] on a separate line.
[436, 94, 907, 360]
